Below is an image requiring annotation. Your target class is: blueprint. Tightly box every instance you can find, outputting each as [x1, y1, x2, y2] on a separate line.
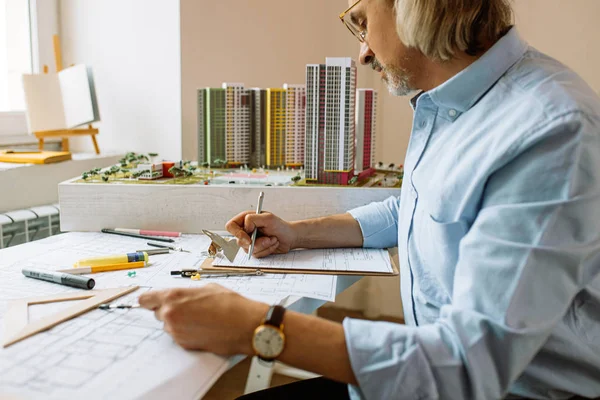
[0, 287, 229, 400]
[0, 232, 338, 399]
[214, 247, 394, 274]
[0, 232, 337, 301]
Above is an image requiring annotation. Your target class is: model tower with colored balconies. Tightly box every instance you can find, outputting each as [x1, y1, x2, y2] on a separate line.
[355, 88, 377, 173]
[283, 84, 306, 168]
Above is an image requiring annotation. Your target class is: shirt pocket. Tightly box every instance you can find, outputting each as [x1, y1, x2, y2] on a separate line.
[414, 203, 468, 308]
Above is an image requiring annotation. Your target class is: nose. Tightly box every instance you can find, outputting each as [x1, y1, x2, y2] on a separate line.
[359, 42, 374, 65]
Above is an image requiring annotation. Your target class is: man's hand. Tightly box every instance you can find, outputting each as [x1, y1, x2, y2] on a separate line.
[138, 284, 269, 355]
[226, 211, 297, 258]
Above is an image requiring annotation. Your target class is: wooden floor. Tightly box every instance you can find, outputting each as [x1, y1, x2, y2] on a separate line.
[203, 306, 403, 399]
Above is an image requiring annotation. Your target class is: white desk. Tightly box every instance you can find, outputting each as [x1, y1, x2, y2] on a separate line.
[0, 233, 360, 399]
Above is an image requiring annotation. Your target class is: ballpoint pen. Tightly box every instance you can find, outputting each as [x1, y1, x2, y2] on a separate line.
[248, 191, 265, 259]
[101, 228, 175, 243]
[147, 242, 190, 253]
[171, 269, 264, 279]
[99, 304, 140, 310]
[136, 248, 170, 255]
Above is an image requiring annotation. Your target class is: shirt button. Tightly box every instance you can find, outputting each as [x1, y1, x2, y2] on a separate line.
[419, 120, 426, 128]
[448, 109, 457, 117]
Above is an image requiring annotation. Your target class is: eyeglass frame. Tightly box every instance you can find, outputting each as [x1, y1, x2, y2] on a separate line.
[339, 0, 367, 43]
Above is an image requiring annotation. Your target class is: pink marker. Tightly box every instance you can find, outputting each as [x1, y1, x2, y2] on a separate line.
[113, 228, 181, 238]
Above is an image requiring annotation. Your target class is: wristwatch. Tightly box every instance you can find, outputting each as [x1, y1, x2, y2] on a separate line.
[252, 305, 286, 361]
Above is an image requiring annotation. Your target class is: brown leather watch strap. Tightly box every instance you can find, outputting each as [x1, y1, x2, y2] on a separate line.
[264, 305, 285, 328]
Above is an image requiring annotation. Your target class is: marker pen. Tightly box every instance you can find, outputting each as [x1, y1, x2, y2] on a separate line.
[114, 228, 181, 238]
[22, 268, 95, 290]
[74, 252, 148, 268]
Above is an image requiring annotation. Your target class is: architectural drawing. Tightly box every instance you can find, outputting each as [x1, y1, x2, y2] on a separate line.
[0, 287, 228, 399]
[214, 247, 393, 275]
[0, 231, 339, 398]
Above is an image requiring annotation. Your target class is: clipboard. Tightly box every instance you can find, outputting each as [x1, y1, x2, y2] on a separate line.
[199, 247, 400, 277]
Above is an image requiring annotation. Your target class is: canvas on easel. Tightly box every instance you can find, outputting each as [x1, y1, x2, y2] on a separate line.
[21, 35, 101, 154]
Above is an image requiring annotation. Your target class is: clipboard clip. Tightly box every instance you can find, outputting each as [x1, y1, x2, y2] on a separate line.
[201, 230, 240, 263]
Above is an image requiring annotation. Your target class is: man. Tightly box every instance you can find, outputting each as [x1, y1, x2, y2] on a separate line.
[139, 0, 600, 398]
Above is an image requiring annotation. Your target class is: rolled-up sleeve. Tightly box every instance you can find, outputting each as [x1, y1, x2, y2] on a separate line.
[348, 195, 400, 248]
[343, 115, 600, 399]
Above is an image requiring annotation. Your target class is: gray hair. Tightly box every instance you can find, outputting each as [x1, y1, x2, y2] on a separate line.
[393, 0, 514, 61]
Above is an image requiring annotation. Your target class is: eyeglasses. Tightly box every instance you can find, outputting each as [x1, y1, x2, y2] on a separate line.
[339, 0, 367, 43]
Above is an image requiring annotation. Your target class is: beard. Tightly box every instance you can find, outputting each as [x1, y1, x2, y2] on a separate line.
[371, 57, 416, 97]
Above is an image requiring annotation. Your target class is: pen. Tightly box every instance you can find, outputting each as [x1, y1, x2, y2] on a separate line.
[99, 303, 140, 310]
[58, 261, 147, 275]
[22, 268, 95, 290]
[101, 228, 175, 243]
[248, 191, 264, 259]
[114, 228, 181, 238]
[147, 242, 190, 253]
[74, 252, 148, 267]
[170, 269, 264, 278]
[136, 248, 170, 255]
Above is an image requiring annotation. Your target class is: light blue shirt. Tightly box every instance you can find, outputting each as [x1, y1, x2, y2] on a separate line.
[346, 27, 600, 399]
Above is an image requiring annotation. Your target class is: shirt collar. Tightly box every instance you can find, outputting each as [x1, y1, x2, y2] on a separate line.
[427, 27, 528, 118]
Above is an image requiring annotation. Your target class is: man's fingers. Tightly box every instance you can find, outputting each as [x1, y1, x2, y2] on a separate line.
[253, 238, 279, 258]
[251, 236, 275, 255]
[243, 212, 272, 234]
[139, 290, 165, 310]
[139, 288, 187, 311]
[226, 211, 251, 246]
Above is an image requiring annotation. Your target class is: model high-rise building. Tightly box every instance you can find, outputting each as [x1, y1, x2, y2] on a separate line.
[305, 58, 357, 185]
[355, 89, 377, 172]
[197, 89, 205, 163]
[283, 84, 306, 167]
[249, 88, 267, 168]
[223, 83, 250, 167]
[197, 87, 227, 165]
[305, 64, 326, 182]
[323, 58, 356, 184]
[266, 88, 286, 168]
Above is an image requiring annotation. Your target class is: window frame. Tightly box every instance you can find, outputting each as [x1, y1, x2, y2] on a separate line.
[0, 0, 59, 138]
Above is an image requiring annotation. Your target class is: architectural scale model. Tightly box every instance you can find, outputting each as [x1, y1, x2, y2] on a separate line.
[76, 151, 402, 188]
[77, 58, 403, 188]
[196, 57, 384, 186]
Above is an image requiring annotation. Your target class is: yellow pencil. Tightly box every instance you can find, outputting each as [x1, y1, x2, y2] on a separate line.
[57, 261, 147, 275]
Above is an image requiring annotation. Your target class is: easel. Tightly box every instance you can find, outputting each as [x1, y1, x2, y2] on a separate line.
[35, 35, 101, 154]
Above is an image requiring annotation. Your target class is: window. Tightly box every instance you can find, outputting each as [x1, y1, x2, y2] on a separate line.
[0, 0, 32, 112]
[0, 0, 59, 137]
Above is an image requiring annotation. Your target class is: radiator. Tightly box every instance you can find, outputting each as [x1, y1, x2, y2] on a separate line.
[0, 204, 61, 249]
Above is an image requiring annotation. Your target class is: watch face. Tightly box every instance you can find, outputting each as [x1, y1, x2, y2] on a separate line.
[252, 325, 285, 360]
